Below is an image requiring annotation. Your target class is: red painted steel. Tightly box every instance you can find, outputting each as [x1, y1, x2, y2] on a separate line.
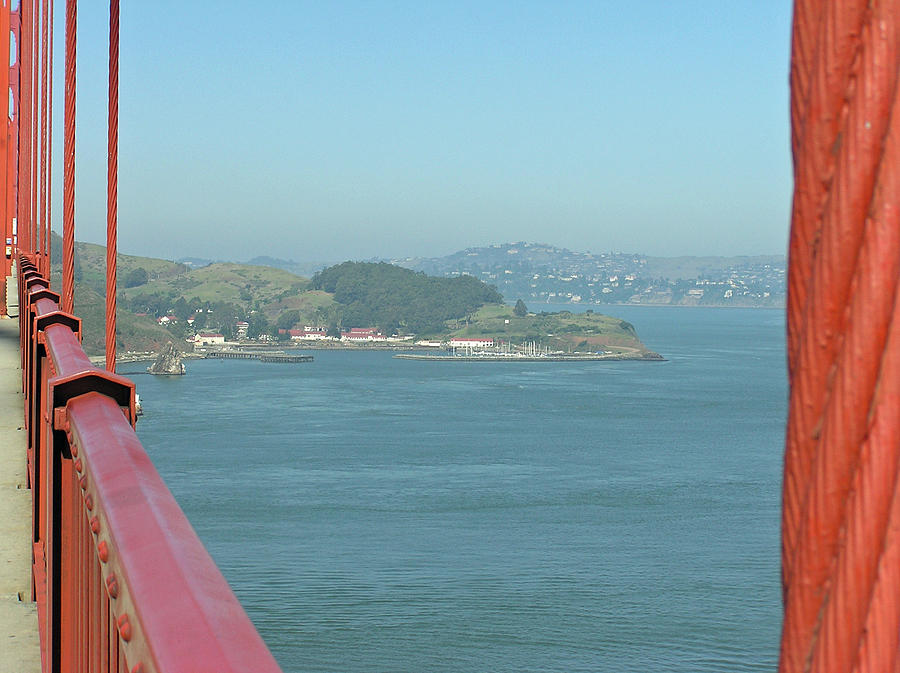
[7, 6, 285, 663]
[18, 0, 31, 252]
[105, 0, 118, 372]
[29, 0, 37, 259]
[45, 0, 52, 273]
[61, 0, 74, 314]
[39, 0, 48, 276]
[19, 260, 286, 672]
[6, 7, 18, 281]
[780, 1, 900, 672]
[0, 0, 9, 316]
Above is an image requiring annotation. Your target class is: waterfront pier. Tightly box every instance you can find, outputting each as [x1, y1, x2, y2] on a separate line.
[205, 350, 313, 363]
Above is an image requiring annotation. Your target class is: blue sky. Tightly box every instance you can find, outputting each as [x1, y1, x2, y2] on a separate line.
[55, 1, 793, 262]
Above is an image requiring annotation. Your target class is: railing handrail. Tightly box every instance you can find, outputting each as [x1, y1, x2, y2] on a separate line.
[67, 392, 282, 673]
[19, 254, 284, 673]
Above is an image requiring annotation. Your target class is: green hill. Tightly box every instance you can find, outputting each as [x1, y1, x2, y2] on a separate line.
[48, 234, 177, 355]
[450, 304, 654, 355]
[312, 261, 503, 335]
[71, 284, 181, 356]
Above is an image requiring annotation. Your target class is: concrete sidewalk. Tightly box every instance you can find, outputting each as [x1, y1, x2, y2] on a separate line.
[0, 274, 40, 673]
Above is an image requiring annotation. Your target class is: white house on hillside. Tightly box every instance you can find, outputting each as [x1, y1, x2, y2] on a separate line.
[193, 333, 225, 346]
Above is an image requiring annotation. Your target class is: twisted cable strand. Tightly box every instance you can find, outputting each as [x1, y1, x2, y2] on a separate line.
[105, 0, 118, 371]
[17, 0, 31, 253]
[30, 0, 37, 257]
[781, 0, 871, 588]
[61, 0, 75, 314]
[781, 1, 900, 672]
[46, 0, 52, 270]
[39, 0, 47, 275]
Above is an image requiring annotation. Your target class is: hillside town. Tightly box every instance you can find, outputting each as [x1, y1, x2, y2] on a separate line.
[395, 242, 785, 307]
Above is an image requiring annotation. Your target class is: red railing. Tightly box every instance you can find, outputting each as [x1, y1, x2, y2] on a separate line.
[18, 254, 283, 673]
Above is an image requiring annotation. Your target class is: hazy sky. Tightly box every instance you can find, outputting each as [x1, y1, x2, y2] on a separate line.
[55, 1, 793, 262]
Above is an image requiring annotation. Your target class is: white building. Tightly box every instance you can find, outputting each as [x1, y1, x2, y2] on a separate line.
[287, 329, 329, 341]
[193, 333, 225, 346]
[449, 337, 494, 349]
[341, 327, 387, 342]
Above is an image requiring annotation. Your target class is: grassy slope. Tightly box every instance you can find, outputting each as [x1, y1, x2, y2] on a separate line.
[450, 304, 651, 354]
[120, 262, 309, 309]
[74, 241, 188, 296]
[59, 242, 320, 354]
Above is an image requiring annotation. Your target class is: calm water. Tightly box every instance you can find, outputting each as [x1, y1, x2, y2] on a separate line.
[126, 306, 786, 672]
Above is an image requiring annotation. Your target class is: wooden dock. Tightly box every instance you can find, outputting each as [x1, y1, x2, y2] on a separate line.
[205, 351, 313, 363]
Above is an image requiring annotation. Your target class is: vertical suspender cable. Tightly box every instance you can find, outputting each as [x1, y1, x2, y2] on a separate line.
[105, 0, 118, 371]
[29, 0, 36, 257]
[45, 0, 52, 271]
[17, 0, 30, 253]
[39, 0, 47, 275]
[0, 0, 8, 317]
[7, 11, 18, 266]
[61, 0, 75, 314]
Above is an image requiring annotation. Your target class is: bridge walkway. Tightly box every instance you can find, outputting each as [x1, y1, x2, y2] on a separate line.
[0, 273, 40, 672]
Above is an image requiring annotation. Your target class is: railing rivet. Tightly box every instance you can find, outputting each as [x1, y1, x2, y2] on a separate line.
[79, 475, 87, 490]
[90, 516, 100, 534]
[69, 440, 78, 457]
[84, 494, 94, 511]
[117, 614, 132, 642]
[106, 574, 119, 598]
[74, 458, 83, 473]
[98, 540, 109, 562]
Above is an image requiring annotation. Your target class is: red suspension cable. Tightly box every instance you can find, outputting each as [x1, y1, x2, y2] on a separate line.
[779, 2, 900, 672]
[61, 0, 75, 314]
[29, 0, 37, 257]
[0, 0, 9, 316]
[105, 0, 118, 371]
[39, 0, 47, 275]
[45, 0, 52, 270]
[17, 0, 31, 253]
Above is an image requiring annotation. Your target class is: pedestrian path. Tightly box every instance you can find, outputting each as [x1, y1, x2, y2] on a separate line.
[0, 273, 40, 672]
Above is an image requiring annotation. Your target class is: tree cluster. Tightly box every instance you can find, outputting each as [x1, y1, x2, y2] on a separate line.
[312, 262, 503, 334]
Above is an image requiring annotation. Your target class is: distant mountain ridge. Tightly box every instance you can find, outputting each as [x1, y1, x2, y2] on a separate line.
[52, 235, 781, 355]
[391, 242, 785, 307]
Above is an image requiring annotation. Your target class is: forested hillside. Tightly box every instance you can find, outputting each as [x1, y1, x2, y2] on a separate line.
[312, 262, 503, 334]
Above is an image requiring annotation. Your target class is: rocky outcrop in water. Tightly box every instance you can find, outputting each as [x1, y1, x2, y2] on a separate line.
[147, 341, 185, 375]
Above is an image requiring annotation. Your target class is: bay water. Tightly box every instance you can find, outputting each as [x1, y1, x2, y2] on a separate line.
[126, 306, 786, 672]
